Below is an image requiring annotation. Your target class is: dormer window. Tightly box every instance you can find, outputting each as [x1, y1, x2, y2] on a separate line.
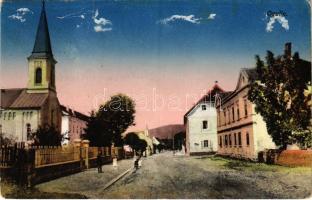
[35, 67, 42, 84]
[202, 105, 206, 110]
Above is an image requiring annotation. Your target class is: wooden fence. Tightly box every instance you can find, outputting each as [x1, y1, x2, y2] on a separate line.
[34, 146, 81, 167]
[0, 144, 131, 186]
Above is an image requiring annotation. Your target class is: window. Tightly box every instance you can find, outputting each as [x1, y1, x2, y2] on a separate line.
[238, 132, 242, 146]
[232, 107, 235, 122]
[35, 68, 42, 84]
[204, 140, 208, 147]
[29, 112, 32, 119]
[3, 113, 6, 120]
[234, 133, 237, 146]
[12, 112, 16, 120]
[246, 132, 250, 146]
[0, 124, 2, 134]
[8, 112, 11, 120]
[219, 136, 222, 147]
[229, 134, 232, 147]
[202, 105, 206, 110]
[0, 111, 2, 118]
[244, 99, 248, 117]
[26, 123, 31, 140]
[225, 135, 228, 146]
[202, 120, 208, 129]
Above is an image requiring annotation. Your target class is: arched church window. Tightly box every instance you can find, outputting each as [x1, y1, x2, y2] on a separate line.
[35, 68, 42, 84]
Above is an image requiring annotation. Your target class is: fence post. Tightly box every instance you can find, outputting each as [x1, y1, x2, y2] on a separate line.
[74, 139, 82, 169]
[82, 140, 90, 169]
[26, 148, 35, 187]
[111, 143, 115, 158]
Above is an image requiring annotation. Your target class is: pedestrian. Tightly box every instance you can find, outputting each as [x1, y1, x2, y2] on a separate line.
[97, 151, 103, 173]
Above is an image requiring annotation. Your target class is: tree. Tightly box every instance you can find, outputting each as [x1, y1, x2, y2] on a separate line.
[32, 125, 63, 146]
[248, 50, 311, 149]
[123, 132, 147, 155]
[84, 94, 136, 147]
[0, 133, 17, 146]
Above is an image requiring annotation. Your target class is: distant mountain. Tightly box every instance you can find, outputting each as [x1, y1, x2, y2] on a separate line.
[148, 124, 185, 139]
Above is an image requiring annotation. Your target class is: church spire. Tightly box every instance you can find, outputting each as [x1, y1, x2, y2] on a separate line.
[31, 0, 53, 57]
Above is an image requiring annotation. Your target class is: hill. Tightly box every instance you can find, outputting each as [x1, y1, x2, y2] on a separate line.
[148, 124, 185, 139]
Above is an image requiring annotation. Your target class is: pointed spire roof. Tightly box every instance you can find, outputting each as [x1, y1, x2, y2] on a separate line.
[31, 1, 53, 57]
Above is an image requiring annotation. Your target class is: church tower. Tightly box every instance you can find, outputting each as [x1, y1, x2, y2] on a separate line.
[27, 1, 56, 93]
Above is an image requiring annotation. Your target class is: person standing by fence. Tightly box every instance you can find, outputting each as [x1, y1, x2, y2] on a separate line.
[97, 151, 103, 173]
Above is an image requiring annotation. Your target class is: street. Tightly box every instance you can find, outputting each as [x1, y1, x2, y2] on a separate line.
[37, 152, 312, 199]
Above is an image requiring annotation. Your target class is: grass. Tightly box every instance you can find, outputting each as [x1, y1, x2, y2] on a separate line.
[0, 181, 87, 199]
[205, 155, 312, 173]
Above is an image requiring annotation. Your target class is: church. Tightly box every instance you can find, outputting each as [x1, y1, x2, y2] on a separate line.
[0, 2, 61, 142]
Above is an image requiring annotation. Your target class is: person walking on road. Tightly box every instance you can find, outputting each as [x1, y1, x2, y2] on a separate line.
[97, 151, 103, 173]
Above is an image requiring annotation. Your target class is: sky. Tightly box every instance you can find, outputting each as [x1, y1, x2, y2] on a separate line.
[1, 0, 311, 131]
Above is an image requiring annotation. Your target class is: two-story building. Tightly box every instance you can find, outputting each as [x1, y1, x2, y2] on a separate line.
[216, 68, 276, 160]
[184, 83, 231, 155]
[61, 105, 89, 145]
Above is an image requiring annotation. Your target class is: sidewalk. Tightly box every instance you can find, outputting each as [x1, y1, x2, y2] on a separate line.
[36, 158, 134, 198]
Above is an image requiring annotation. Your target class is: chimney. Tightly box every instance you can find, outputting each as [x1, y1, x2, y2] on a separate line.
[284, 42, 291, 58]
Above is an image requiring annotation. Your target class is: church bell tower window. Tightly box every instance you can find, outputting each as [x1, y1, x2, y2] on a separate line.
[35, 67, 42, 84]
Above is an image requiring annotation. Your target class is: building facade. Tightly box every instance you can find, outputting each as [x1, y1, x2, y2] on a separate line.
[0, 2, 61, 142]
[61, 106, 89, 145]
[216, 68, 276, 160]
[184, 84, 230, 155]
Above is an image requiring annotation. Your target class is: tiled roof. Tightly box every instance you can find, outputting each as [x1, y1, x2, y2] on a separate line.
[61, 105, 89, 121]
[0, 88, 24, 108]
[0, 88, 48, 109]
[183, 84, 230, 123]
[242, 68, 258, 81]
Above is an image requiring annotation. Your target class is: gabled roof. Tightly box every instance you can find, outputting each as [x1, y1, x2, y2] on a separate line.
[1, 88, 48, 109]
[31, 1, 53, 58]
[183, 84, 231, 124]
[0, 88, 24, 108]
[61, 105, 89, 121]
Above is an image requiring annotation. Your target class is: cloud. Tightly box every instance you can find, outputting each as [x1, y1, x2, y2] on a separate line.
[207, 13, 216, 20]
[158, 14, 201, 24]
[92, 9, 112, 32]
[8, 7, 32, 22]
[94, 25, 112, 32]
[266, 15, 289, 32]
[57, 11, 89, 19]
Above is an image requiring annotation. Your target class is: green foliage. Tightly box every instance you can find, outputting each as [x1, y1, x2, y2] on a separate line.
[32, 125, 63, 146]
[84, 93, 136, 147]
[248, 51, 312, 148]
[123, 132, 147, 154]
[0, 133, 17, 146]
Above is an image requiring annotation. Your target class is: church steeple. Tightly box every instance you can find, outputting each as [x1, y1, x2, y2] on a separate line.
[31, 1, 53, 57]
[27, 1, 56, 93]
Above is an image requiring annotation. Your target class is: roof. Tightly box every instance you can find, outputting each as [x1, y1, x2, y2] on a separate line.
[31, 1, 53, 58]
[242, 68, 258, 82]
[183, 83, 231, 123]
[0, 88, 24, 108]
[1, 88, 48, 109]
[61, 105, 89, 121]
